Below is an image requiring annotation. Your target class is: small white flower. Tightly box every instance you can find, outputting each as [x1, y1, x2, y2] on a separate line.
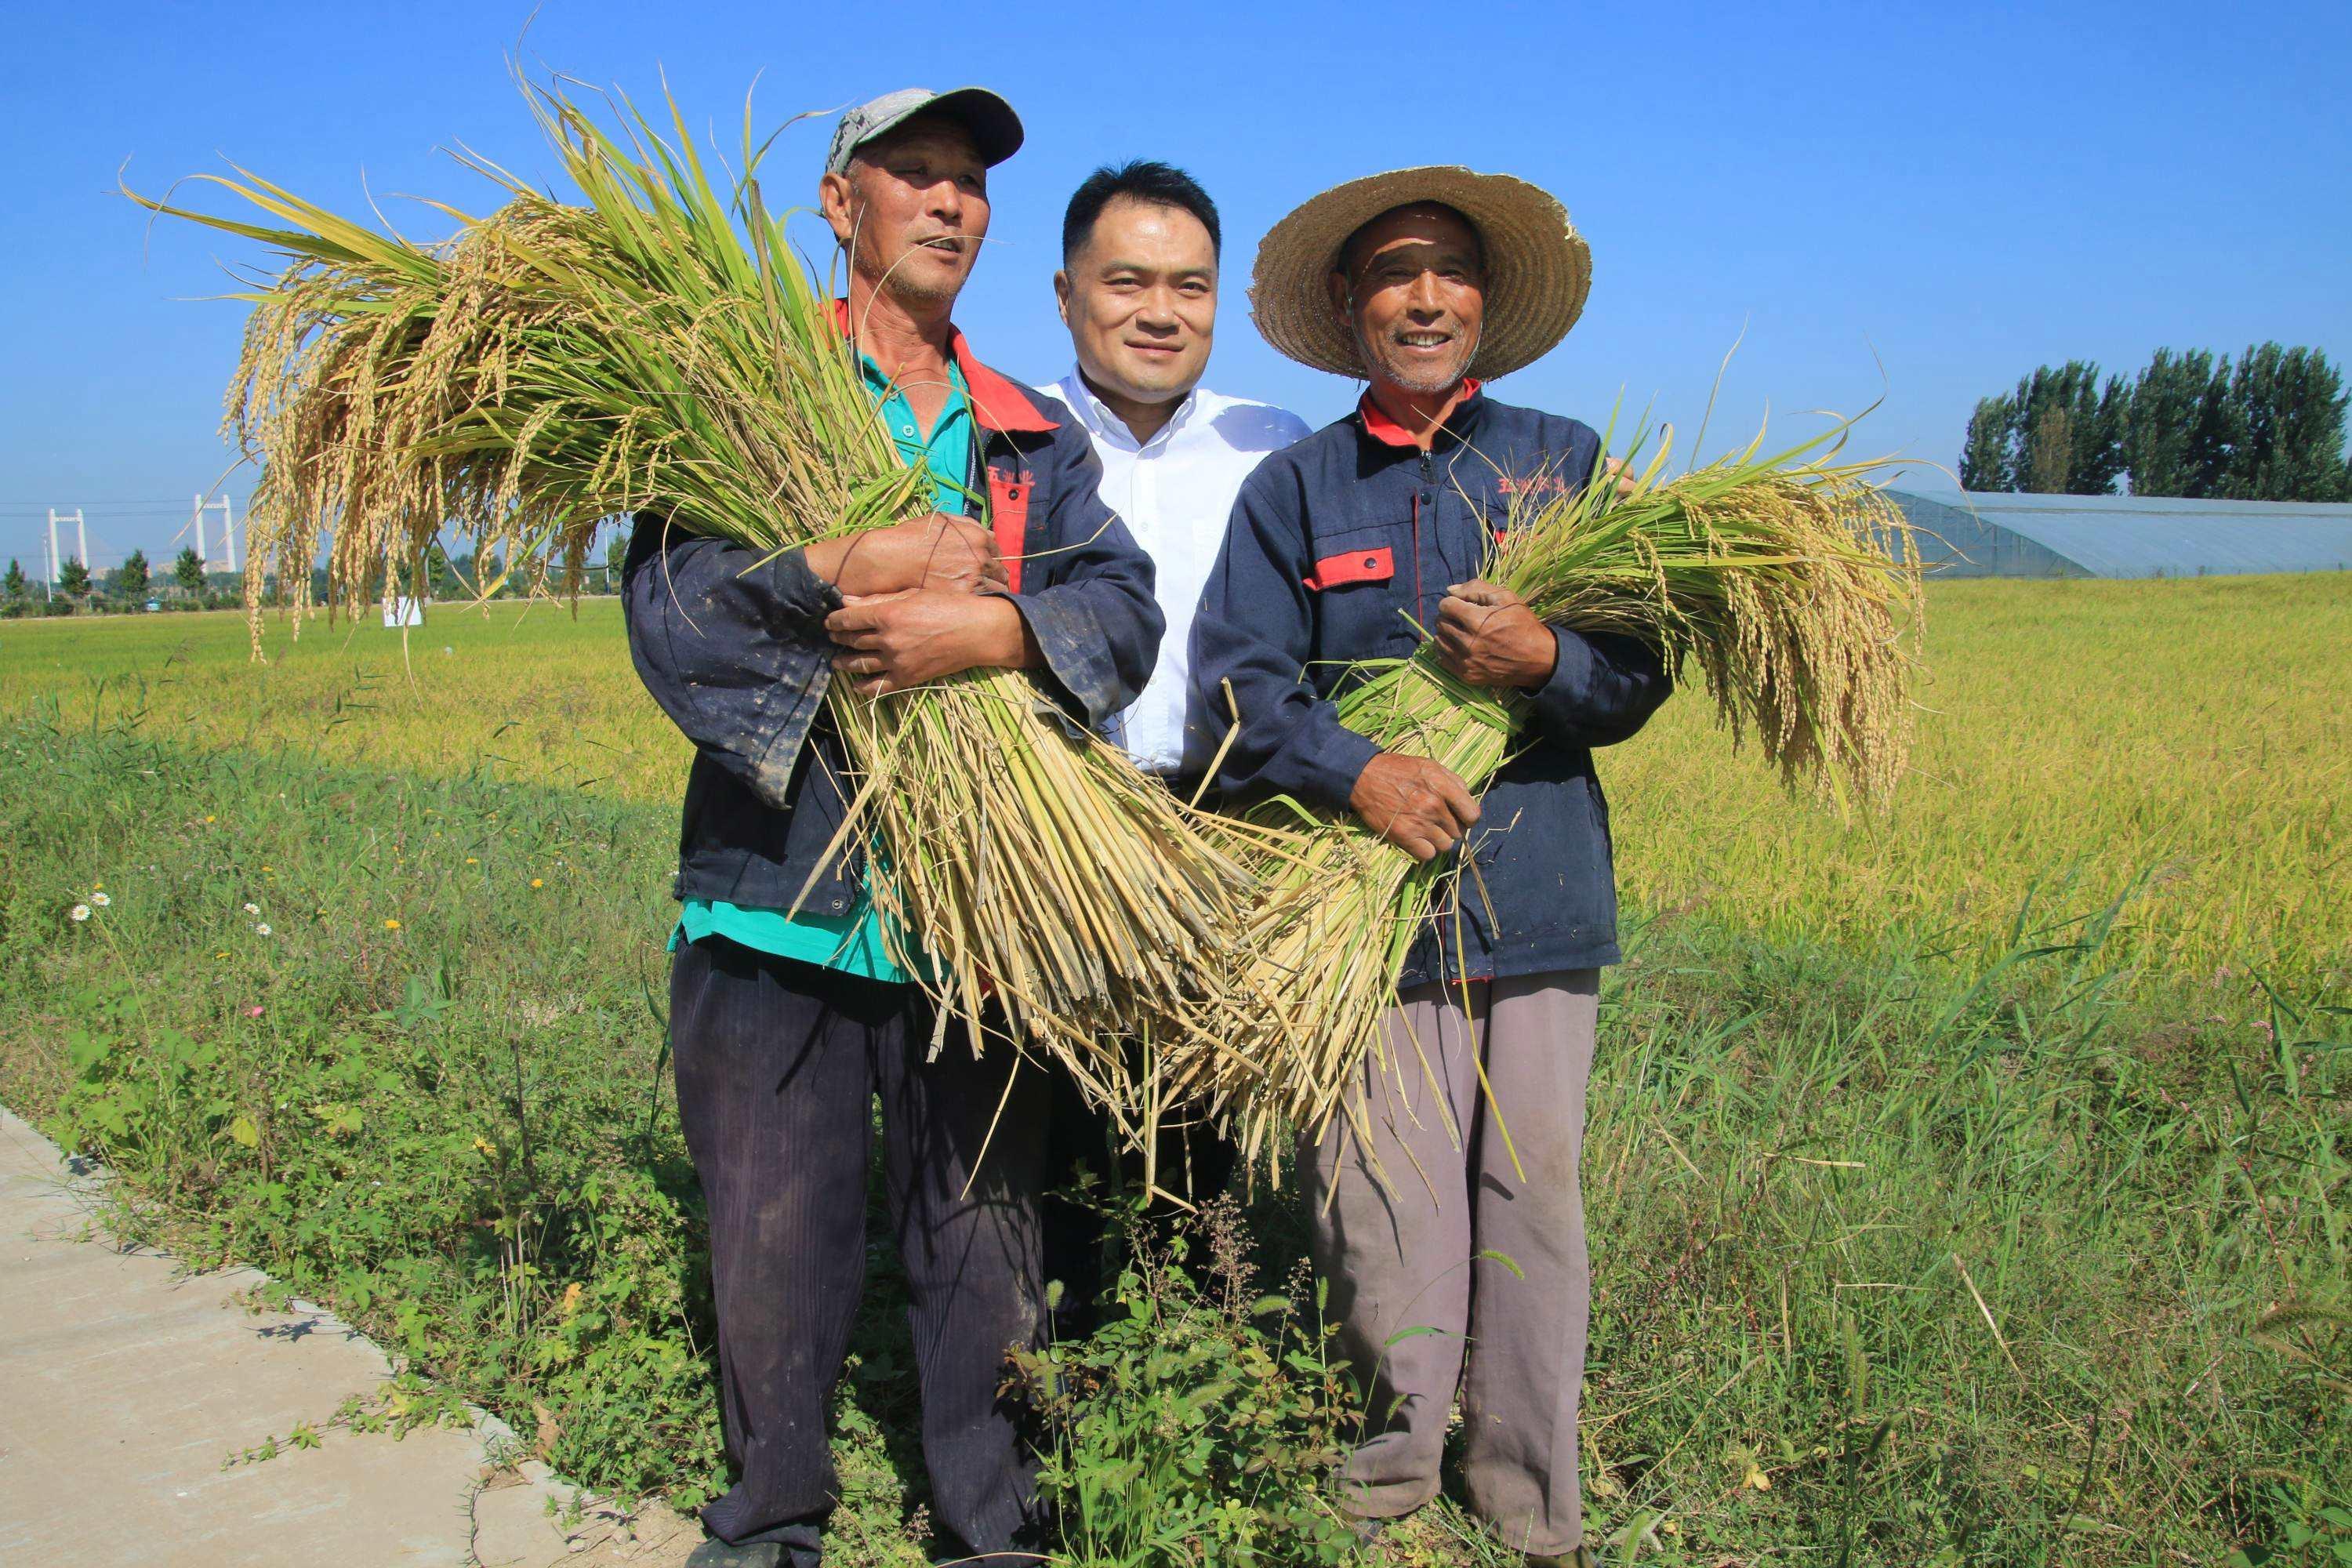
[70, 904, 92, 922]
[255, 924, 273, 937]
[244, 902, 260, 916]
[91, 892, 112, 908]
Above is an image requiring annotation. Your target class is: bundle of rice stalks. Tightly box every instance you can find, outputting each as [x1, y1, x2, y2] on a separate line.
[1185, 426, 1923, 1168]
[129, 79, 1275, 1145]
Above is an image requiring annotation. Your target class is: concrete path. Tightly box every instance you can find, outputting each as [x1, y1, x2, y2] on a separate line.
[0, 1107, 702, 1568]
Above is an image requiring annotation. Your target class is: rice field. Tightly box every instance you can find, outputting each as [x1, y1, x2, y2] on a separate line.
[2, 569, 2344, 1563]
[7, 572, 2344, 1000]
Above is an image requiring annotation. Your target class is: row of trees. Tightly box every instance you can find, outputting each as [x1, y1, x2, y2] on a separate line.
[1, 546, 238, 614]
[5, 529, 636, 617]
[1958, 343, 2350, 500]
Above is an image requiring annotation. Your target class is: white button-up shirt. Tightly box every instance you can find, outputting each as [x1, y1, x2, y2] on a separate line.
[1047, 369, 1312, 775]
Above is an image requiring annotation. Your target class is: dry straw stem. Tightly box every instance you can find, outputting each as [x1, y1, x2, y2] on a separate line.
[1189, 422, 1925, 1171]
[125, 74, 1284, 1161]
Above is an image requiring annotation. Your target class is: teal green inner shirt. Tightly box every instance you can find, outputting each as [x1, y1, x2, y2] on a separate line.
[672, 356, 975, 982]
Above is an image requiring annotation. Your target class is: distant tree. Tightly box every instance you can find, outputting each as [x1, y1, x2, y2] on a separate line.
[2218, 343, 2350, 503]
[604, 530, 628, 590]
[58, 557, 92, 600]
[1956, 362, 2125, 494]
[2, 559, 24, 601]
[2125, 349, 2234, 497]
[1958, 395, 2016, 491]
[2015, 361, 2127, 495]
[173, 546, 206, 596]
[116, 549, 151, 601]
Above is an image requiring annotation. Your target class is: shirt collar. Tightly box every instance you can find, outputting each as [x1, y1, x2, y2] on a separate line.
[832, 298, 1058, 434]
[861, 351, 967, 402]
[1061, 367, 1200, 452]
[1356, 379, 1485, 448]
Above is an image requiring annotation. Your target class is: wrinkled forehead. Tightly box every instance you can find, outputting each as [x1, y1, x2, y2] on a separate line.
[1337, 201, 1486, 276]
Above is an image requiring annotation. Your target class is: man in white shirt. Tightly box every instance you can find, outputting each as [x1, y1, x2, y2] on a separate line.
[1044, 161, 1312, 779]
[1037, 162, 1309, 1319]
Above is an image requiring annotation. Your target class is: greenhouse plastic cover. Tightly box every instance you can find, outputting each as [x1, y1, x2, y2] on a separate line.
[1887, 488, 2352, 579]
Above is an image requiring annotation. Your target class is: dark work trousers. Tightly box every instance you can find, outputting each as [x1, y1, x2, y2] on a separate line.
[669, 937, 1050, 1564]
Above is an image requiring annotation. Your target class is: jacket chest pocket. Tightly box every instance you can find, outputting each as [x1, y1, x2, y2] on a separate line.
[1304, 527, 1420, 657]
[1303, 543, 1395, 590]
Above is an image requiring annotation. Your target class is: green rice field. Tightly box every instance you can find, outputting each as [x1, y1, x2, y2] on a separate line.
[1, 573, 2344, 1565]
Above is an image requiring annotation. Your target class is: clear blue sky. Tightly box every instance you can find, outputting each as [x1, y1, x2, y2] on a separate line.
[4, 0, 2347, 575]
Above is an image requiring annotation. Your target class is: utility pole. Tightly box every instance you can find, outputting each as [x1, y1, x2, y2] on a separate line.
[221, 493, 237, 572]
[192, 494, 206, 568]
[45, 512, 58, 601]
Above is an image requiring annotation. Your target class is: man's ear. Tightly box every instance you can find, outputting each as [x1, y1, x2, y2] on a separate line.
[1052, 268, 1072, 327]
[1326, 268, 1353, 325]
[818, 170, 857, 245]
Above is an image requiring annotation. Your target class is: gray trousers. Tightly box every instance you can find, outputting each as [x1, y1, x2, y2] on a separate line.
[1303, 970, 1599, 1557]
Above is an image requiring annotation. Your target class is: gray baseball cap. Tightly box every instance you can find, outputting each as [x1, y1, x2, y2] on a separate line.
[823, 86, 1025, 177]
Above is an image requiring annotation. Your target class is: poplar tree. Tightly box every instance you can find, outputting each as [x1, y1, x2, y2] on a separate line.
[2220, 343, 2351, 502]
[2125, 350, 2234, 497]
[2014, 361, 2127, 494]
[1958, 396, 2015, 490]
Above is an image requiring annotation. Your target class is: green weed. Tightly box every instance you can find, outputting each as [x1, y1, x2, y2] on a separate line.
[1, 578, 2347, 1563]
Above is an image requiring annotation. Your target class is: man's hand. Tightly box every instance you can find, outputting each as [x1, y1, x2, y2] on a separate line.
[804, 514, 1006, 597]
[1349, 752, 1481, 863]
[826, 589, 1036, 697]
[1434, 581, 1558, 691]
[1600, 456, 1640, 500]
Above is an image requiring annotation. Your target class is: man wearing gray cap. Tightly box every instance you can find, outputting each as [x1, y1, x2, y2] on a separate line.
[622, 86, 1162, 1567]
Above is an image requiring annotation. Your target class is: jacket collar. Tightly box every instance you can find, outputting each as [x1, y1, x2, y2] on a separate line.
[833, 298, 1058, 435]
[1356, 379, 1484, 449]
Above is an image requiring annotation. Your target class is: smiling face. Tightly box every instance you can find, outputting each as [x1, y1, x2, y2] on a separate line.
[820, 116, 992, 305]
[1055, 194, 1218, 412]
[1327, 201, 1486, 395]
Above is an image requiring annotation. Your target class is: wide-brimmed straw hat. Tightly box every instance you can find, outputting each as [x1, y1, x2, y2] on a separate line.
[1250, 166, 1590, 381]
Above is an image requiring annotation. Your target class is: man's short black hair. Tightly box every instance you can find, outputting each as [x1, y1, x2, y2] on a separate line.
[1062, 160, 1222, 263]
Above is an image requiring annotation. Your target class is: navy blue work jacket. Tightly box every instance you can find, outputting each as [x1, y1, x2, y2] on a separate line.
[622, 330, 1163, 919]
[1191, 387, 1671, 986]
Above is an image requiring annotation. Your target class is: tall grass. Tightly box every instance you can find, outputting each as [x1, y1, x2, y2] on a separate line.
[9, 576, 2332, 997]
[2, 692, 2339, 1564]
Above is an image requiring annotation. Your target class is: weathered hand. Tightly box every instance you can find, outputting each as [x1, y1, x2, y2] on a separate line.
[1434, 580, 1558, 690]
[826, 589, 1031, 697]
[805, 514, 1006, 597]
[1348, 752, 1482, 863]
[1601, 456, 1639, 500]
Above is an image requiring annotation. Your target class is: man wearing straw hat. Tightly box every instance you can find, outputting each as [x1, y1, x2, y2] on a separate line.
[624, 86, 1162, 1568]
[1193, 169, 1670, 1563]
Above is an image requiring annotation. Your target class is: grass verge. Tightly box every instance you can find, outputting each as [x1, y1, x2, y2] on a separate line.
[2, 710, 2342, 1563]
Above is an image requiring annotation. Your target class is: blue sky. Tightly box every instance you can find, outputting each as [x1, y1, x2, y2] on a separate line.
[3, 0, 2347, 574]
